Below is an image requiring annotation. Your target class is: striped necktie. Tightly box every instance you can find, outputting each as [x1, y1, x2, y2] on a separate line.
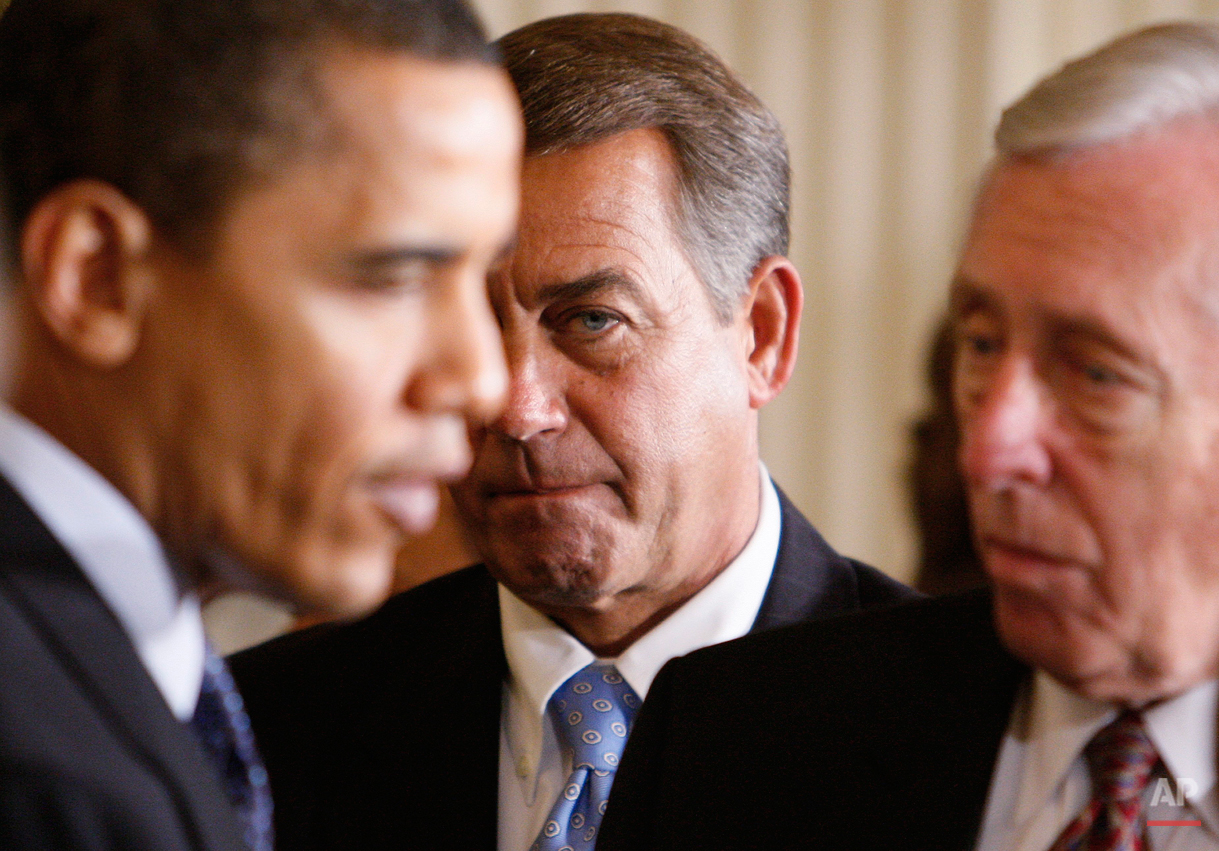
[1049, 711, 1159, 851]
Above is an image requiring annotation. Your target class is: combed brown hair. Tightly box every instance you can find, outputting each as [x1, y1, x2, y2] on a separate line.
[0, 0, 494, 257]
[498, 13, 790, 322]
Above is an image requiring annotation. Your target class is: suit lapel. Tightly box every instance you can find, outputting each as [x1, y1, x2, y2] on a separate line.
[0, 476, 246, 851]
[344, 566, 506, 849]
[753, 483, 857, 631]
[445, 572, 505, 847]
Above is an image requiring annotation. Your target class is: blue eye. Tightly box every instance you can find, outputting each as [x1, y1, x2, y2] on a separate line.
[576, 310, 618, 333]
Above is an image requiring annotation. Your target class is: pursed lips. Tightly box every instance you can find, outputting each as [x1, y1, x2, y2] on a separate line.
[485, 481, 597, 498]
[979, 533, 1102, 593]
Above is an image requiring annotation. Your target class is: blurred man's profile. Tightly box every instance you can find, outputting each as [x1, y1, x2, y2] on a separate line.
[0, 1, 520, 848]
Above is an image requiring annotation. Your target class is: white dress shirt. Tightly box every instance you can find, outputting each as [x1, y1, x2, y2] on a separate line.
[976, 670, 1219, 851]
[496, 464, 783, 851]
[0, 405, 204, 720]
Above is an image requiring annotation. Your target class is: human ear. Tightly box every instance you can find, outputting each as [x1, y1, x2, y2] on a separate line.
[19, 179, 156, 368]
[741, 255, 803, 408]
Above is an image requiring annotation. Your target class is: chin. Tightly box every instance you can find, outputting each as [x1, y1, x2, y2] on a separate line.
[279, 543, 397, 621]
[493, 556, 621, 611]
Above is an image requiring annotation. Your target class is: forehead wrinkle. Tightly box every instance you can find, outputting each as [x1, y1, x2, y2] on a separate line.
[985, 182, 1155, 281]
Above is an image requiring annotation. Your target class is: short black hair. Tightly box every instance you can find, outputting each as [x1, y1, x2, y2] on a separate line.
[0, 0, 494, 255]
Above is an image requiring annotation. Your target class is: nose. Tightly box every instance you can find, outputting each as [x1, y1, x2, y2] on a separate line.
[957, 355, 1053, 490]
[407, 267, 508, 425]
[489, 332, 567, 443]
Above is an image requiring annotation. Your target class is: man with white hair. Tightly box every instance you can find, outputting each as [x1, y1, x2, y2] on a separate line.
[599, 21, 1219, 850]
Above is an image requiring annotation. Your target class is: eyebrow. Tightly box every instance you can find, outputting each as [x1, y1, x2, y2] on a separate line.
[345, 245, 463, 272]
[536, 268, 645, 304]
[948, 276, 998, 320]
[950, 275, 1157, 372]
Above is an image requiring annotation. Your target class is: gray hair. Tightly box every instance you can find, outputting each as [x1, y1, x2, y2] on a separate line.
[997, 22, 1219, 156]
[497, 13, 790, 323]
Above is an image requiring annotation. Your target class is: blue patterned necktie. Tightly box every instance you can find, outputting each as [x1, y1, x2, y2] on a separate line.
[532, 662, 640, 850]
[190, 642, 274, 851]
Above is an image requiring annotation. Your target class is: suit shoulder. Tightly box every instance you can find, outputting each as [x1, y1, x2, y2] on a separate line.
[847, 556, 921, 606]
[676, 590, 1008, 698]
[757, 486, 917, 628]
[230, 565, 500, 693]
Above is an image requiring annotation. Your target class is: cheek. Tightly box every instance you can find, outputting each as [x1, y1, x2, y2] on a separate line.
[583, 372, 706, 492]
[624, 343, 748, 452]
[210, 308, 413, 533]
[1078, 444, 1219, 646]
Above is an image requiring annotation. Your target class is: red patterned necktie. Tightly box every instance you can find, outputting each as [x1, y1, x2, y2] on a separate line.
[1049, 711, 1160, 851]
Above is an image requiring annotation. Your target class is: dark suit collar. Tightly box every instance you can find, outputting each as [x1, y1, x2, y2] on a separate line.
[0, 474, 247, 851]
[752, 483, 857, 631]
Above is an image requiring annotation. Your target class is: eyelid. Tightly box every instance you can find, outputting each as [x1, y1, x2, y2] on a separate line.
[568, 306, 622, 330]
[1056, 344, 1140, 392]
[953, 311, 1003, 352]
[345, 259, 437, 294]
[544, 305, 627, 339]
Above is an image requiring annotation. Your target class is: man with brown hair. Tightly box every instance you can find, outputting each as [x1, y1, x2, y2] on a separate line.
[0, 0, 520, 848]
[233, 13, 911, 851]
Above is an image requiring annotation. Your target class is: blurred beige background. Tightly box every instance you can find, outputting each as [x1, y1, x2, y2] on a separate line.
[206, 0, 1219, 651]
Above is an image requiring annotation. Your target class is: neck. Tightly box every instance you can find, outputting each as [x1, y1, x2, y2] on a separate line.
[9, 348, 206, 587]
[549, 587, 712, 657]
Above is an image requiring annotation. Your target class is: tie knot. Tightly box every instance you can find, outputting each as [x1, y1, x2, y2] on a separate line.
[547, 663, 640, 772]
[1084, 711, 1159, 804]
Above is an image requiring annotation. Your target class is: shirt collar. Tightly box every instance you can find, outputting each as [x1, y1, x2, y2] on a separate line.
[1017, 670, 1219, 828]
[613, 465, 780, 696]
[499, 463, 781, 800]
[0, 405, 204, 720]
[1015, 671, 1115, 826]
[1144, 678, 1218, 823]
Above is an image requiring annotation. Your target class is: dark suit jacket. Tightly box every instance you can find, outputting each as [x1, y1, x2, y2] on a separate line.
[232, 486, 914, 850]
[597, 590, 1027, 851]
[0, 476, 247, 851]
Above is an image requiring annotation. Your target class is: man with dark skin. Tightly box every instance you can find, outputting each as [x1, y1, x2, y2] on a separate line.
[0, 1, 521, 849]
